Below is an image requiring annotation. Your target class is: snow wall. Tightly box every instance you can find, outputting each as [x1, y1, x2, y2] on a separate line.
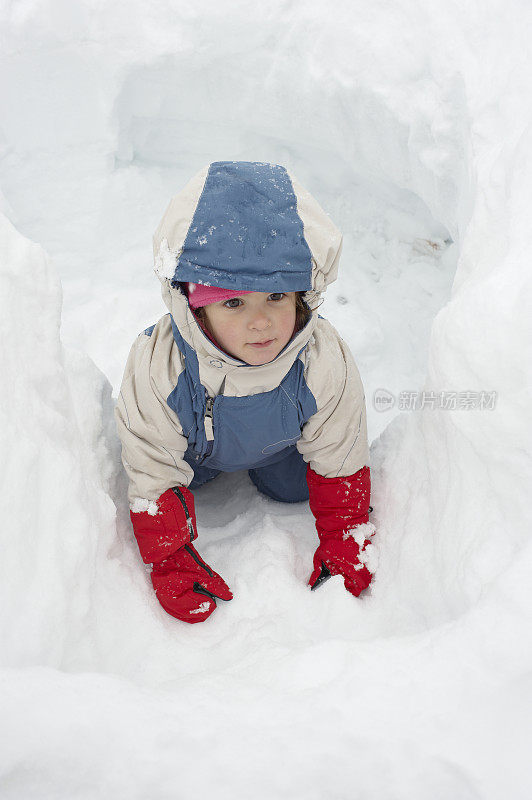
[0, 1, 531, 798]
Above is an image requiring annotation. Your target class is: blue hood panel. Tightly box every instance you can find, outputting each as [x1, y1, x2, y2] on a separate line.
[172, 161, 313, 292]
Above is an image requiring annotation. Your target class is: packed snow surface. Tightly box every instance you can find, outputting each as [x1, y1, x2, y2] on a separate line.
[1, 0, 531, 798]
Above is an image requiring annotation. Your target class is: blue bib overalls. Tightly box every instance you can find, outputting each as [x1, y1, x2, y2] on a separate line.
[166, 320, 317, 503]
[185, 444, 309, 502]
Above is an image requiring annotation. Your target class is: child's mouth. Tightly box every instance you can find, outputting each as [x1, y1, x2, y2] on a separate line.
[248, 339, 275, 348]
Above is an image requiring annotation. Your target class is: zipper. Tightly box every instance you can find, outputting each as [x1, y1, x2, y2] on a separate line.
[204, 394, 215, 441]
[171, 487, 195, 542]
[185, 545, 214, 577]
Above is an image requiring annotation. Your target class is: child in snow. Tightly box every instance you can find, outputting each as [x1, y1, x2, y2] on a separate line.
[115, 161, 376, 623]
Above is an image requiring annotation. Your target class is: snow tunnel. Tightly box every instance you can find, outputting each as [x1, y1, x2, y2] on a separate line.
[0, 3, 530, 797]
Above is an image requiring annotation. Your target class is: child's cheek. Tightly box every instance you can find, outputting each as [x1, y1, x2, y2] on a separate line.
[219, 320, 242, 347]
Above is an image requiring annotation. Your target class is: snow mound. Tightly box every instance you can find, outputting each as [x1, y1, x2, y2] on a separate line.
[0, 214, 117, 667]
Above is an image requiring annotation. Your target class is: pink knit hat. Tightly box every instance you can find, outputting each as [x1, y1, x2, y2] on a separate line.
[186, 282, 253, 310]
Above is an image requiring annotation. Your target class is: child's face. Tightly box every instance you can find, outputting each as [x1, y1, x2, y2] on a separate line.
[202, 291, 297, 365]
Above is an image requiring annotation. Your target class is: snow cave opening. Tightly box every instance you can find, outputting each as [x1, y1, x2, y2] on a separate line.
[1, 49, 483, 680]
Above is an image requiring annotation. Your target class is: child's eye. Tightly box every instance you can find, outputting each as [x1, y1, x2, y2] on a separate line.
[268, 293, 286, 302]
[223, 298, 243, 309]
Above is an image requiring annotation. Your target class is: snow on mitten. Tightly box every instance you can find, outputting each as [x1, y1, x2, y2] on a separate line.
[306, 465, 377, 596]
[130, 486, 232, 623]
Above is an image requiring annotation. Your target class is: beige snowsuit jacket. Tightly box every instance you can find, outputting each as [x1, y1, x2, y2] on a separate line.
[115, 163, 369, 504]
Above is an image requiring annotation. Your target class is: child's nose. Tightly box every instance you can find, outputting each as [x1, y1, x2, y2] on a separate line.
[249, 308, 271, 330]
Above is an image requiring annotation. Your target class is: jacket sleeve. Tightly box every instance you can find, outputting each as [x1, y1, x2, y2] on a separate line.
[297, 319, 370, 478]
[114, 319, 194, 504]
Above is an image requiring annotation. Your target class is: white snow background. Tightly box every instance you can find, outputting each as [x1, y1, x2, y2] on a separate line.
[1, 1, 531, 798]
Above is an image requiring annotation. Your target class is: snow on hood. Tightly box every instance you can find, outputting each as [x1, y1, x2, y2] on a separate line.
[152, 161, 343, 313]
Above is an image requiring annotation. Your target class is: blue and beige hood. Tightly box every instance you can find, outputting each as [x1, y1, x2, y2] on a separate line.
[153, 161, 342, 302]
[152, 161, 343, 367]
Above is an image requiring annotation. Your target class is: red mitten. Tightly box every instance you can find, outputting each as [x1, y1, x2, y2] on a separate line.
[307, 465, 375, 597]
[130, 486, 232, 623]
